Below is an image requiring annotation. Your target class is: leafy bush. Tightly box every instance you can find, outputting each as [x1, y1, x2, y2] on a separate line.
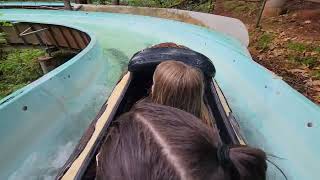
[0, 32, 6, 46]
[0, 49, 44, 99]
[93, 0, 213, 12]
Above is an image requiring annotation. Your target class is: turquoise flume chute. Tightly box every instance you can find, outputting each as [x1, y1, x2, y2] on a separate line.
[0, 2, 319, 180]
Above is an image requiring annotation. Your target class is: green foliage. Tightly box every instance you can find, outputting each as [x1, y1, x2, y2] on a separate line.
[94, 0, 172, 7]
[288, 54, 318, 67]
[93, 0, 111, 5]
[222, 0, 257, 15]
[287, 41, 307, 52]
[124, 0, 185, 8]
[93, 0, 213, 12]
[222, 1, 237, 10]
[286, 41, 319, 68]
[0, 21, 13, 27]
[312, 45, 320, 53]
[0, 19, 11, 46]
[257, 33, 274, 50]
[0, 32, 6, 45]
[287, 41, 320, 53]
[127, 0, 163, 7]
[185, 1, 213, 13]
[0, 49, 44, 99]
[311, 70, 320, 79]
[297, 57, 317, 67]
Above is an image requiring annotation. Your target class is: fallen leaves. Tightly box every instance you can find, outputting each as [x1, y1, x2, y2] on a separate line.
[250, 28, 320, 104]
[288, 69, 308, 74]
[304, 20, 312, 24]
[217, 0, 320, 104]
[306, 80, 320, 87]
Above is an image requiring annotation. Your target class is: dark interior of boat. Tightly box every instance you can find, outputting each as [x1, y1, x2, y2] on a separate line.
[57, 45, 241, 180]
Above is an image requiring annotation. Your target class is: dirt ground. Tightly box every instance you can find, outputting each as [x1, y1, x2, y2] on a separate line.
[214, 0, 320, 104]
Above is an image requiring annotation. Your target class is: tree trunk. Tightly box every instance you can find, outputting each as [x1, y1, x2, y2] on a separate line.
[112, 0, 120, 5]
[64, 0, 72, 10]
[263, 0, 287, 17]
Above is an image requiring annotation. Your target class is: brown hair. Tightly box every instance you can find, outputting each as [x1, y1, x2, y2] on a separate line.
[97, 103, 267, 180]
[151, 60, 213, 126]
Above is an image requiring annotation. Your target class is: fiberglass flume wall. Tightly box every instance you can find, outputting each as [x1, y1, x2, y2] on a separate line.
[0, 8, 319, 180]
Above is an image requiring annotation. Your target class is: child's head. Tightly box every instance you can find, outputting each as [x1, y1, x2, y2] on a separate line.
[97, 103, 267, 180]
[152, 60, 212, 126]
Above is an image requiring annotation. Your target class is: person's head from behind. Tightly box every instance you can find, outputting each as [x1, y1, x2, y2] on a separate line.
[151, 60, 212, 126]
[97, 103, 267, 180]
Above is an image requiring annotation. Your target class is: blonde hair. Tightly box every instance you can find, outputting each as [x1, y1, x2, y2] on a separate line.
[151, 61, 213, 126]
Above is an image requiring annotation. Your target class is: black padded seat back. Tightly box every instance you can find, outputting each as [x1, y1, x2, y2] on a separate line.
[128, 47, 216, 78]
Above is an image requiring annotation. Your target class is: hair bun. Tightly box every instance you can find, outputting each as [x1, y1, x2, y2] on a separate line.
[217, 145, 232, 167]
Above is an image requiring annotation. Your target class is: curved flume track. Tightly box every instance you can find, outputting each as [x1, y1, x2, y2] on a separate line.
[0, 6, 319, 180]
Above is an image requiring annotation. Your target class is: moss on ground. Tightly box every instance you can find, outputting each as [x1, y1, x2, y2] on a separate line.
[256, 32, 274, 51]
[287, 41, 308, 52]
[286, 41, 320, 68]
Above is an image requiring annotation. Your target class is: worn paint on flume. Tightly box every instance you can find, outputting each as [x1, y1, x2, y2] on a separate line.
[0, 2, 319, 180]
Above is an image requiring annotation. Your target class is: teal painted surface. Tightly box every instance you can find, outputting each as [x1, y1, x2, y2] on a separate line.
[0, 1, 66, 6]
[0, 8, 319, 180]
